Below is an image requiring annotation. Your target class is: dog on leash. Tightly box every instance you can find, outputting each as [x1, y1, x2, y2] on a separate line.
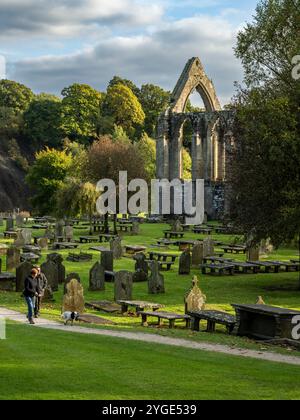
[61, 311, 80, 326]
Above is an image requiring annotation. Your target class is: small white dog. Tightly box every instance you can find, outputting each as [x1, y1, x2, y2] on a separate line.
[61, 311, 80, 326]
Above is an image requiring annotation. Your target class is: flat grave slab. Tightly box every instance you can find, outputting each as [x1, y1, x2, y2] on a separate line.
[85, 301, 121, 313]
[117, 300, 165, 314]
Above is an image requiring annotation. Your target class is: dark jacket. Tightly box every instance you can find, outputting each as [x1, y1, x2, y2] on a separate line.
[24, 275, 38, 298]
[37, 273, 48, 294]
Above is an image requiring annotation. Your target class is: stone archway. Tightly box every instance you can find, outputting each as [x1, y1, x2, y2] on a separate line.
[156, 57, 234, 218]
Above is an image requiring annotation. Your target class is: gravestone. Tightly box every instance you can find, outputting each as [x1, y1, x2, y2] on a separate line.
[133, 253, 148, 282]
[6, 247, 21, 271]
[45, 226, 55, 241]
[203, 238, 214, 257]
[6, 218, 14, 231]
[65, 226, 73, 242]
[47, 253, 65, 283]
[185, 276, 206, 314]
[110, 237, 123, 259]
[37, 237, 48, 250]
[179, 250, 191, 275]
[16, 215, 24, 228]
[21, 228, 32, 245]
[172, 219, 182, 232]
[148, 261, 165, 294]
[247, 247, 260, 261]
[64, 272, 81, 294]
[16, 260, 33, 292]
[101, 250, 114, 272]
[55, 220, 65, 239]
[14, 231, 25, 248]
[114, 271, 133, 302]
[41, 260, 59, 292]
[259, 239, 274, 258]
[89, 262, 105, 291]
[132, 222, 140, 235]
[63, 278, 85, 313]
[0, 244, 8, 256]
[43, 285, 54, 302]
[192, 241, 204, 267]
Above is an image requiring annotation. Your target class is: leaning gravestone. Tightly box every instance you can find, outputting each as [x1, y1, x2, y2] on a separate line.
[6, 218, 14, 231]
[16, 260, 33, 292]
[101, 250, 114, 272]
[184, 276, 206, 314]
[148, 261, 165, 294]
[6, 247, 21, 271]
[192, 241, 204, 267]
[133, 253, 148, 282]
[41, 260, 59, 292]
[114, 271, 133, 302]
[110, 237, 123, 259]
[179, 250, 191, 275]
[203, 238, 214, 257]
[21, 228, 32, 245]
[89, 262, 105, 291]
[63, 277, 85, 313]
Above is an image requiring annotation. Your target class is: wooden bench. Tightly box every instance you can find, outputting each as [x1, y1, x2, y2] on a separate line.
[189, 310, 236, 333]
[201, 263, 235, 276]
[164, 231, 185, 239]
[138, 311, 191, 329]
[117, 300, 164, 314]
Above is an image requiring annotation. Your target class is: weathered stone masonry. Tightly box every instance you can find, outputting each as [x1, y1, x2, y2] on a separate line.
[156, 57, 235, 219]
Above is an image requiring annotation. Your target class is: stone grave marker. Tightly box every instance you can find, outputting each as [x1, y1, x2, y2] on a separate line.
[14, 231, 25, 248]
[37, 237, 48, 250]
[6, 218, 14, 231]
[47, 253, 65, 284]
[247, 247, 260, 261]
[16, 214, 24, 228]
[132, 222, 140, 235]
[63, 277, 85, 313]
[21, 228, 32, 245]
[6, 247, 21, 271]
[114, 271, 133, 302]
[203, 238, 214, 257]
[110, 237, 123, 259]
[148, 261, 165, 294]
[89, 262, 105, 291]
[101, 250, 114, 272]
[16, 260, 33, 292]
[192, 241, 204, 267]
[179, 250, 191, 275]
[64, 272, 81, 294]
[184, 276, 206, 314]
[41, 260, 59, 292]
[65, 226, 74, 242]
[133, 253, 148, 282]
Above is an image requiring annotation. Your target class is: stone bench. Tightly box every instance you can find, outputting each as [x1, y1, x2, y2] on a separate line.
[67, 252, 93, 262]
[79, 236, 99, 244]
[146, 260, 174, 271]
[221, 246, 247, 254]
[163, 231, 185, 239]
[138, 311, 191, 329]
[99, 234, 118, 243]
[188, 310, 236, 334]
[201, 263, 235, 276]
[148, 252, 178, 263]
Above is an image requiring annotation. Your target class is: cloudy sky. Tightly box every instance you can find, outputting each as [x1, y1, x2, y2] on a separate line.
[0, 0, 258, 105]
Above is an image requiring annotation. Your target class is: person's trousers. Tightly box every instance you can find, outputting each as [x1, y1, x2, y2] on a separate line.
[35, 296, 42, 316]
[25, 296, 36, 320]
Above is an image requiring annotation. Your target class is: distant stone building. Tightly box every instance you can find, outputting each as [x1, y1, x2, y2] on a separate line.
[156, 57, 235, 219]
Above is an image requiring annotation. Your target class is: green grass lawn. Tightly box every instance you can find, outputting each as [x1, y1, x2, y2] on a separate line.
[1, 322, 300, 400]
[0, 221, 299, 355]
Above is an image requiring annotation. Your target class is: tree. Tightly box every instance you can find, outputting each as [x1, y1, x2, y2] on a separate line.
[139, 84, 170, 137]
[0, 80, 34, 113]
[56, 179, 99, 234]
[0, 107, 23, 139]
[23, 94, 62, 148]
[135, 133, 156, 180]
[26, 148, 72, 215]
[60, 83, 102, 141]
[182, 148, 192, 180]
[229, 0, 300, 248]
[102, 84, 145, 138]
[84, 136, 147, 233]
[108, 76, 140, 97]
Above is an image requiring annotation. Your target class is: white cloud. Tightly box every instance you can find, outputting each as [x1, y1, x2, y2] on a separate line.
[10, 15, 243, 105]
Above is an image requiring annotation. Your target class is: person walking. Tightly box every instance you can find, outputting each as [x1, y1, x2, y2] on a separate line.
[34, 267, 48, 318]
[23, 268, 39, 325]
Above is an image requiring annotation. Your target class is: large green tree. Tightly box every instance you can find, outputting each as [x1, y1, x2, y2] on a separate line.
[230, 0, 300, 248]
[108, 76, 140, 97]
[23, 93, 62, 148]
[60, 83, 102, 142]
[102, 83, 145, 138]
[0, 80, 34, 113]
[26, 148, 72, 215]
